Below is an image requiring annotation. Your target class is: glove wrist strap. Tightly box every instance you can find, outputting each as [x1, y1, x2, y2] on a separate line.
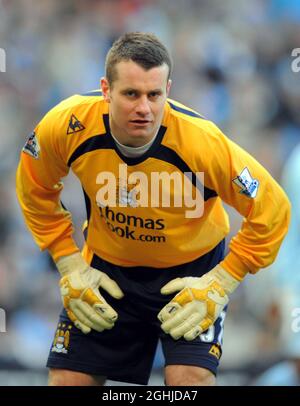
[209, 265, 240, 295]
[56, 252, 88, 276]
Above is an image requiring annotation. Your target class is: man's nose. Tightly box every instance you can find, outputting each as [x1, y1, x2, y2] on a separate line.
[136, 96, 151, 115]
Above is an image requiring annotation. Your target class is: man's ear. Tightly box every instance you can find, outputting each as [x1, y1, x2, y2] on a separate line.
[166, 79, 172, 97]
[101, 77, 110, 102]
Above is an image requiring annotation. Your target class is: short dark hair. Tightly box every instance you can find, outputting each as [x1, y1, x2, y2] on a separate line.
[105, 32, 173, 85]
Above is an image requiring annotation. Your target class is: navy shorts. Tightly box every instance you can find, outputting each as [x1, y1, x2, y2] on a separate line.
[47, 240, 227, 385]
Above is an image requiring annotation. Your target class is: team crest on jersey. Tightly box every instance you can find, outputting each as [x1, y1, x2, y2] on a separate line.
[116, 178, 139, 207]
[232, 167, 259, 198]
[67, 114, 85, 134]
[22, 131, 40, 159]
[51, 323, 72, 354]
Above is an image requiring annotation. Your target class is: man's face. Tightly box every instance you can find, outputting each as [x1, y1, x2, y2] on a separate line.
[101, 60, 171, 147]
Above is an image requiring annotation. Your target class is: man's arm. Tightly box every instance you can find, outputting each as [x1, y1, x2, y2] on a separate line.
[203, 121, 291, 281]
[16, 109, 124, 334]
[16, 110, 79, 261]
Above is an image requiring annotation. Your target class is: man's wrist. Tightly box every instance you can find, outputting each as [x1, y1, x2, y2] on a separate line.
[48, 236, 80, 262]
[220, 251, 253, 282]
[209, 264, 240, 295]
[56, 252, 87, 276]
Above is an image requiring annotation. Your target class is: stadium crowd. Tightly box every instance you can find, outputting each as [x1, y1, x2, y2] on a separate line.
[0, 0, 299, 385]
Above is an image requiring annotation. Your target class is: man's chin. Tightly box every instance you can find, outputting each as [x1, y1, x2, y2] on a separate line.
[125, 130, 154, 146]
[127, 128, 152, 138]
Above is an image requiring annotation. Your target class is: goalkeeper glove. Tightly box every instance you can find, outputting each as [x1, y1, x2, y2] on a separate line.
[57, 252, 124, 334]
[157, 265, 239, 341]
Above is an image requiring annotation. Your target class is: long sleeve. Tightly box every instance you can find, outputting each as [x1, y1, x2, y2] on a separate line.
[16, 110, 79, 261]
[200, 122, 291, 281]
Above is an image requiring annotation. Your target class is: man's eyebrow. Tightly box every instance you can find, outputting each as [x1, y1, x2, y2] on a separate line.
[149, 89, 163, 93]
[121, 88, 163, 93]
[121, 87, 137, 93]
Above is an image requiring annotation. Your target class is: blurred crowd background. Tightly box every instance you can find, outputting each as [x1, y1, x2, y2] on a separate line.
[0, 0, 300, 386]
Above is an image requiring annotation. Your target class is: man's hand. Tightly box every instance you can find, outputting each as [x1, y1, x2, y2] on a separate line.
[158, 265, 239, 341]
[56, 253, 124, 334]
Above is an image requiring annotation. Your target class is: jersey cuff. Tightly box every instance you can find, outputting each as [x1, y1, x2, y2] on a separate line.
[48, 237, 80, 262]
[220, 251, 254, 281]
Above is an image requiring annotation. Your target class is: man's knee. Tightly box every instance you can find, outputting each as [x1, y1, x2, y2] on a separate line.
[165, 365, 216, 386]
[48, 368, 106, 386]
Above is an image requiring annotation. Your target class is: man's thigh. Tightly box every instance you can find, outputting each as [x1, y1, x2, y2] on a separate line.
[46, 308, 158, 385]
[48, 368, 106, 386]
[165, 365, 216, 386]
[161, 308, 227, 380]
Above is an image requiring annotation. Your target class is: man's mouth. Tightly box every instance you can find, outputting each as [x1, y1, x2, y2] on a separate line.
[130, 120, 151, 124]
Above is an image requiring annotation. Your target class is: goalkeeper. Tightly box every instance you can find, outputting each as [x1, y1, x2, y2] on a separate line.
[16, 32, 290, 386]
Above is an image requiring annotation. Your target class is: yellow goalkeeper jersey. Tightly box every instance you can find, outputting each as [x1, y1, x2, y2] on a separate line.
[16, 91, 291, 280]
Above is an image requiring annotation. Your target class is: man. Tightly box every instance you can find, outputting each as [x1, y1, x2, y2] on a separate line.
[16, 32, 290, 386]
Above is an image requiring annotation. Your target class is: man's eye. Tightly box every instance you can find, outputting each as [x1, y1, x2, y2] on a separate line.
[149, 92, 160, 98]
[126, 91, 136, 97]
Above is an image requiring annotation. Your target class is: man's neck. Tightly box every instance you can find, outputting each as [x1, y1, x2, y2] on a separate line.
[110, 130, 159, 158]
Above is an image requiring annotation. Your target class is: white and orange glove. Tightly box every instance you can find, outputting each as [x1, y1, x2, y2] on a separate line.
[57, 252, 124, 334]
[158, 265, 240, 341]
